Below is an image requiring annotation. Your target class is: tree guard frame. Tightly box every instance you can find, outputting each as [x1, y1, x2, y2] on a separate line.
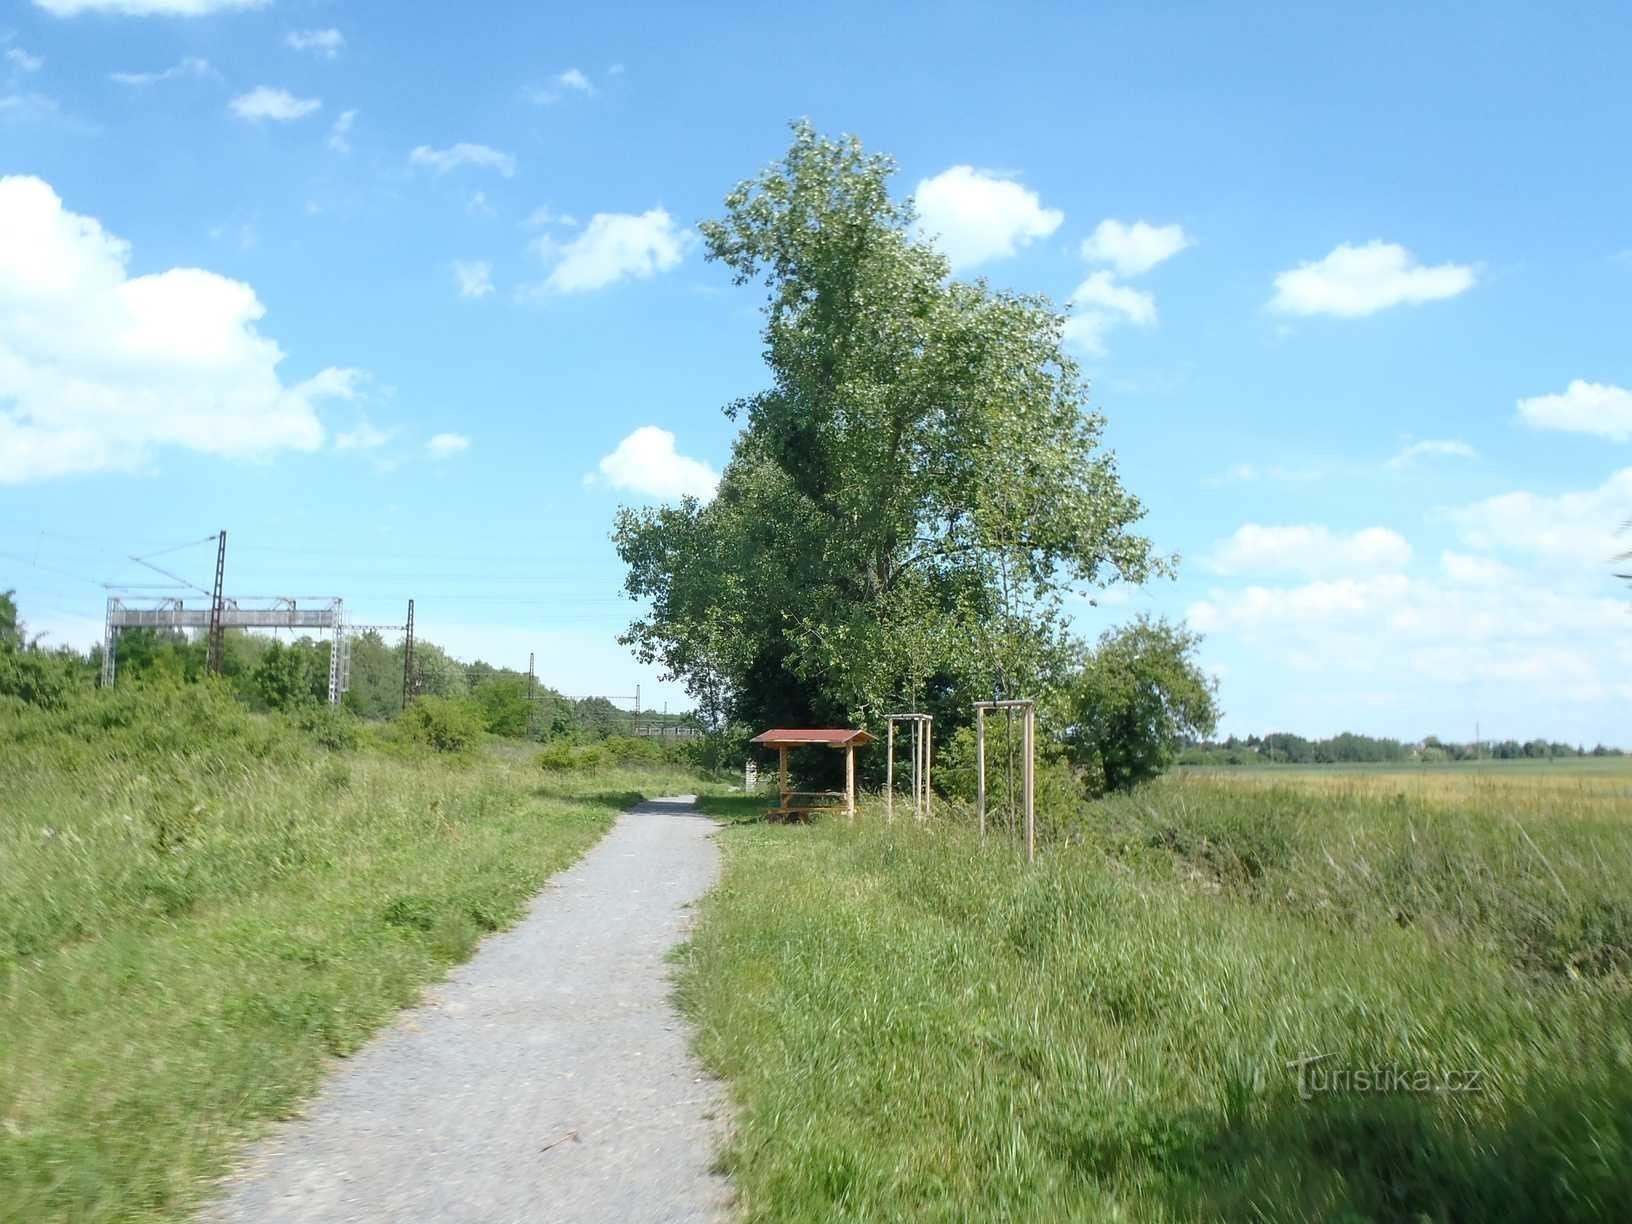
[974, 699, 1037, 863]
[885, 713, 933, 824]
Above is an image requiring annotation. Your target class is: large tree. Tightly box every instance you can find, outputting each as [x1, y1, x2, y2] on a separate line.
[615, 123, 1166, 736]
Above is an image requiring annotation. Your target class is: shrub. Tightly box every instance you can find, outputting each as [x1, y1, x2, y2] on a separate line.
[394, 696, 486, 754]
[287, 701, 362, 751]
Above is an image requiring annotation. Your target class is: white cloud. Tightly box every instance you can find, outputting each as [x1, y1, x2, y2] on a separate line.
[525, 205, 577, 228]
[913, 166, 1063, 270]
[425, 432, 470, 460]
[6, 48, 45, 73]
[35, 0, 265, 13]
[593, 426, 718, 501]
[1210, 523, 1413, 577]
[523, 67, 596, 105]
[1269, 241, 1475, 317]
[1062, 270, 1156, 356]
[452, 260, 493, 299]
[1452, 467, 1632, 568]
[1079, 219, 1192, 276]
[1439, 550, 1516, 586]
[535, 208, 688, 294]
[408, 143, 516, 178]
[0, 175, 359, 484]
[229, 86, 321, 123]
[109, 57, 215, 86]
[285, 28, 344, 59]
[335, 420, 392, 451]
[466, 191, 495, 218]
[327, 108, 357, 153]
[1516, 380, 1632, 442]
[1385, 438, 1477, 469]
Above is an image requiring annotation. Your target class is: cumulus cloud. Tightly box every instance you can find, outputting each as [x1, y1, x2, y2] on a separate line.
[229, 86, 321, 122]
[425, 432, 470, 459]
[534, 208, 688, 294]
[452, 260, 493, 299]
[6, 48, 44, 73]
[913, 166, 1063, 270]
[1079, 219, 1192, 276]
[0, 175, 359, 484]
[1516, 380, 1632, 442]
[1061, 270, 1156, 355]
[1452, 467, 1632, 567]
[592, 426, 718, 500]
[327, 108, 357, 153]
[109, 57, 215, 86]
[408, 143, 516, 178]
[1385, 438, 1477, 469]
[1269, 240, 1475, 317]
[285, 28, 344, 59]
[1209, 523, 1413, 577]
[523, 67, 597, 104]
[335, 420, 392, 452]
[35, 0, 265, 13]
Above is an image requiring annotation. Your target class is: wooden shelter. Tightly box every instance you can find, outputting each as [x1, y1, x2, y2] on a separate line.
[749, 728, 875, 822]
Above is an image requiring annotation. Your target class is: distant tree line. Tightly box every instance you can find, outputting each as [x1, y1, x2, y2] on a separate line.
[1179, 731, 1624, 766]
[0, 589, 697, 744]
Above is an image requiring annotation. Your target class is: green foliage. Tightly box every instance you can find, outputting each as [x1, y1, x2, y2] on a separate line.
[536, 734, 686, 773]
[471, 672, 533, 738]
[250, 639, 328, 710]
[393, 695, 487, 754]
[616, 122, 1162, 737]
[1065, 615, 1218, 793]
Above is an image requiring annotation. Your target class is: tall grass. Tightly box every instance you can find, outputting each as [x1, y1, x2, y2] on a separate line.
[0, 684, 712, 1222]
[678, 774, 1632, 1221]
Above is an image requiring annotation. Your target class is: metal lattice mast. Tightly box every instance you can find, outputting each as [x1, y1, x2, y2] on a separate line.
[100, 596, 118, 688]
[401, 598, 416, 709]
[326, 600, 347, 706]
[205, 530, 227, 674]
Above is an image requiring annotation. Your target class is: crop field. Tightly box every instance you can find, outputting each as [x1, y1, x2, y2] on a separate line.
[681, 765, 1632, 1222]
[0, 685, 720, 1223]
[1179, 757, 1632, 816]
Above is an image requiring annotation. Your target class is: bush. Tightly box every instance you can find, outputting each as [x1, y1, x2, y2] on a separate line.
[394, 696, 487, 754]
[287, 701, 362, 751]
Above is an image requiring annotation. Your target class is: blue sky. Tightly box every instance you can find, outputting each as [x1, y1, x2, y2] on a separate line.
[2, 0, 1629, 742]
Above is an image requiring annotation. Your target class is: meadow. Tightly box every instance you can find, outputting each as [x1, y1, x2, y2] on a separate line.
[0, 684, 718, 1223]
[682, 763, 1632, 1221]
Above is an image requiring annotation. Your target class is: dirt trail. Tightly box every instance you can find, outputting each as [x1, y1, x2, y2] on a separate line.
[210, 796, 730, 1223]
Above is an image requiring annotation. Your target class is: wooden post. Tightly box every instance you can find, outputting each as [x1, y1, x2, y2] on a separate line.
[885, 720, 894, 824]
[1023, 703, 1036, 864]
[779, 747, 789, 815]
[976, 705, 986, 837]
[845, 745, 855, 820]
[922, 719, 932, 822]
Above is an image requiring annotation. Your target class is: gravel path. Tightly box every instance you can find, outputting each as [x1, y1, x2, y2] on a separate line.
[210, 796, 731, 1224]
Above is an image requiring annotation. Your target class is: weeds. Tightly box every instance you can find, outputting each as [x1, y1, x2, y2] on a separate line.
[679, 769, 1632, 1222]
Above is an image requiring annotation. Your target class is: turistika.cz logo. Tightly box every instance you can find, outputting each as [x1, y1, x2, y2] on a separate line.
[1285, 1052, 1488, 1102]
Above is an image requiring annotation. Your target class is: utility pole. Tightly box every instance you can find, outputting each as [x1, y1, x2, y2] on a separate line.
[206, 530, 227, 675]
[527, 651, 536, 736]
[402, 598, 416, 709]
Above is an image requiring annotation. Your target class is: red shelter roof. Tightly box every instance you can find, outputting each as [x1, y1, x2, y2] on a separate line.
[750, 728, 875, 749]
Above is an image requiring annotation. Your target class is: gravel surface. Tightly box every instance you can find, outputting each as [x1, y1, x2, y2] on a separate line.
[209, 796, 731, 1224]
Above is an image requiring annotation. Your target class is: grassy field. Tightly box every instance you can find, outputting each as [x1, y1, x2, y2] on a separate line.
[0, 684, 716, 1223]
[680, 767, 1632, 1221]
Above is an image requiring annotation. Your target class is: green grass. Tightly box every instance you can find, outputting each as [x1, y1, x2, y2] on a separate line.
[0, 684, 718, 1222]
[677, 776, 1632, 1222]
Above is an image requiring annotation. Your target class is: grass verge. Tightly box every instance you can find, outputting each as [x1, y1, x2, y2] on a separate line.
[677, 781, 1632, 1222]
[0, 684, 715, 1222]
